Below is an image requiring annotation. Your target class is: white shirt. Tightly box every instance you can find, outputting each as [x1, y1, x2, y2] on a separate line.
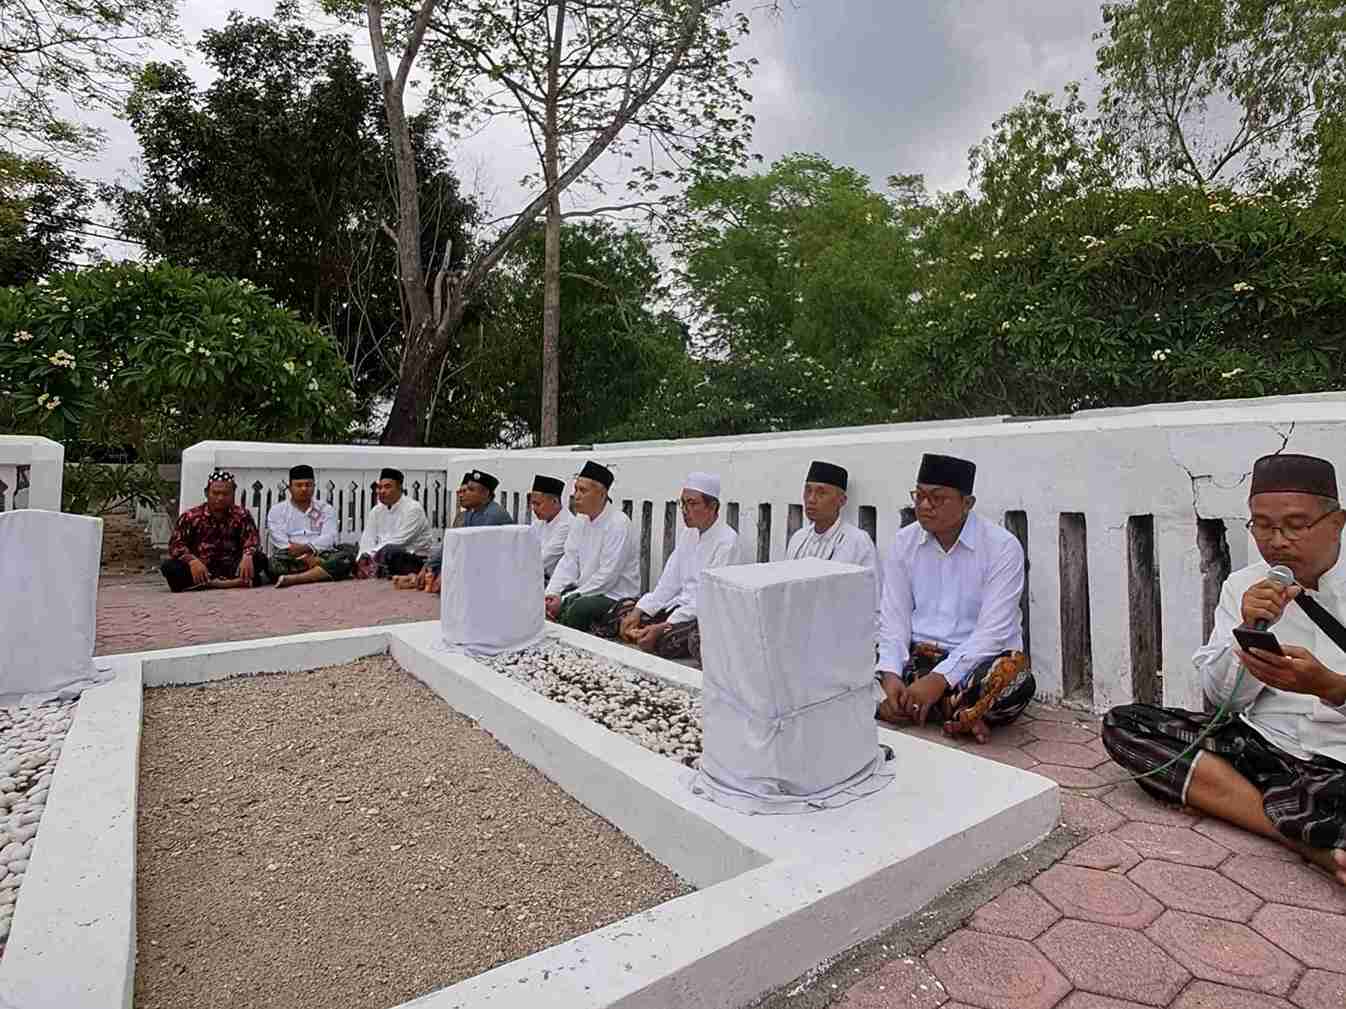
[266, 498, 337, 553]
[531, 508, 574, 580]
[877, 511, 1025, 686]
[637, 517, 739, 624]
[786, 518, 879, 610]
[357, 495, 434, 559]
[545, 501, 640, 599]
[1194, 542, 1346, 765]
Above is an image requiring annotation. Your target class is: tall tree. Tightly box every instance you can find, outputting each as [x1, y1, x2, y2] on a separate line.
[334, 0, 756, 445]
[674, 154, 919, 362]
[0, 152, 91, 285]
[1096, 0, 1346, 191]
[107, 12, 477, 405]
[1, 0, 178, 155]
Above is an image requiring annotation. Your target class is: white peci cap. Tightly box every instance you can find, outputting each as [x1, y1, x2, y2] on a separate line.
[684, 471, 722, 499]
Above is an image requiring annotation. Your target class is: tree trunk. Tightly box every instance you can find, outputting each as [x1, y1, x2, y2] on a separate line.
[539, 1, 566, 448]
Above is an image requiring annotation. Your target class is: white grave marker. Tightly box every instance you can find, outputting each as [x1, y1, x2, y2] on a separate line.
[440, 526, 544, 655]
[692, 558, 893, 813]
[0, 510, 108, 702]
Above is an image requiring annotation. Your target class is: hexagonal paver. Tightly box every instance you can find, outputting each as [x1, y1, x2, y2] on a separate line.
[1037, 919, 1190, 1005]
[1032, 864, 1164, 929]
[1061, 794, 1127, 836]
[970, 884, 1061, 940]
[1290, 969, 1346, 1009]
[1029, 721, 1098, 745]
[1027, 703, 1091, 723]
[1171, 981, 1295, 1008]
[838, 956, 949, 1008]
[1110, 822, 1230, 867]
[1192, 819, 1298, 862]
[1127, 860, 1262, 922]
[992, 723, 1039, 748]
[1252, 904, 1346, 972]
[1065, 833, 1142, 873]
[1103, 783, 1202, 826]
[926, 929, 1071, 1009]
[965, 743, 1040, 770]
[1146, 909, 1300, 996]
[1221, 854, 1346, 914]
[1093, 760, 1137, 785]
[1034, 764, 1112, 789]
[1025, 740, 1106, 768]
[1058, 994, 1153, 1008]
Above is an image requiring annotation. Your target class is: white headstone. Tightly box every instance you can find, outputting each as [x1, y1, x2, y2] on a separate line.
[440, 526, 544, 655]
[0, 510, 108, 702]
[692, 558, 892, 813]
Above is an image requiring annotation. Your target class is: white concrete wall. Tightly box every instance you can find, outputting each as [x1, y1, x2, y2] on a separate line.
[177, 391, 1346, 711]
[0, 435, 63, 512]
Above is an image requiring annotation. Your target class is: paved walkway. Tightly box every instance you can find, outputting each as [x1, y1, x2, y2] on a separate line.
[93, 576, 1346, 1008]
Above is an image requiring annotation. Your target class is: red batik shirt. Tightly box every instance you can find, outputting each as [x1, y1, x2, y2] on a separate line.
[169, 503, 261, 578]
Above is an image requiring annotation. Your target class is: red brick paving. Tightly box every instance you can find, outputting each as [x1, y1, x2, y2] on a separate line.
[92, 580, 1346, 1009]
[95, 573, 440, 655]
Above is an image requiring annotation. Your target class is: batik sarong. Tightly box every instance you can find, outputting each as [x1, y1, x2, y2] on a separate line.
[597, 599, 702, 663]
[885, 642, 1035, 728]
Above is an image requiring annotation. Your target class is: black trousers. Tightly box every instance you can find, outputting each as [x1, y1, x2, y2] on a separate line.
[161, 554, 271, 593]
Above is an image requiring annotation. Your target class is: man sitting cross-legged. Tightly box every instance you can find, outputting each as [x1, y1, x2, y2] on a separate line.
[354, 467, 435, 580]
[266, 464, 356, 589]
[161, 469, 269, 591]
[603, 472, 739, 664]
[875, 453, 1034, 744]
[544, 460, 640, 633]
[1103, 452, 1346, 886]
[528, 475, 573, 583]
[396, 469, 511, 592]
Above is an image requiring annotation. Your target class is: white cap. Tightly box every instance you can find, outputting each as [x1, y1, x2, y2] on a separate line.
[684, 471, 721, 499]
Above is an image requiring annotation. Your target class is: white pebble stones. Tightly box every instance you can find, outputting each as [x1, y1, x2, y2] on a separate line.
[0, 699, 76, 945]
[481, 642, 703, 761]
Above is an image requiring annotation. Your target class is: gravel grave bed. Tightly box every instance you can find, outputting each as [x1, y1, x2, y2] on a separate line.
[0, 699, 75, 952]
[135, 656, 692, 1009]
[479, 640, 703, 761]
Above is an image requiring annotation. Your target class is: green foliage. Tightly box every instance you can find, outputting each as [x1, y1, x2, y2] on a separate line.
[0, 153, 91, 285]
[673, 154, 919, 362]
[1096, 0, 1346, 190]
[61, 460, 171, 518]
[430, 222, 685, 446]
[1, 0, 179, 155]
[885, 187, 1346, 418]
[603, 346, 886, 442]
[0, 262, 357, 456]
[106, 11, 477, 404]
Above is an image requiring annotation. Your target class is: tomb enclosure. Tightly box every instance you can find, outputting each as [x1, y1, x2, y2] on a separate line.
[178, 390, 1346, 713]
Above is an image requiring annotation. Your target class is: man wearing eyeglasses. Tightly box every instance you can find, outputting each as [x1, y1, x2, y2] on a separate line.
[875, 453, 1033, 744]
[603, 472, 740, 663]
[1104, 453, 1346, 886]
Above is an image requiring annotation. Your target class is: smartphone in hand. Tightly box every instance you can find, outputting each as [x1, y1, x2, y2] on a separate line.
[1233, 626, 1285, 656]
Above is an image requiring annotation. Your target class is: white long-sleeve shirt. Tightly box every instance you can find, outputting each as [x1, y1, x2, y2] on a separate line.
[531, 508, 574, 580]
[1194, 548, 1346, 765]
[877, 511, 1025, 686]
[786, 518, 879, 610]
[266, 498, 337, 553]
[545, 501, 640, 599]
[637, 517, 739, 624]
[357, 495, 434, 559]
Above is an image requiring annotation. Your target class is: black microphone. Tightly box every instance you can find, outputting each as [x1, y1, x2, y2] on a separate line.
[1254, 565, 1297, 630]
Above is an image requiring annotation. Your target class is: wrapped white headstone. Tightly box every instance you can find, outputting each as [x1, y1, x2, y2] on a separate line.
[440, 526, 544, 655]
[0, 510, 109, 703]
[691, 558, 892, 813]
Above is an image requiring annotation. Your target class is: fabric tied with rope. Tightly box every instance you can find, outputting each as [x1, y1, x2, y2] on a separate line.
[690, 558, 894, 814]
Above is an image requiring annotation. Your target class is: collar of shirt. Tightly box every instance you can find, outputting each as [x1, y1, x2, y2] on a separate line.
[1315, 539, 1345, 595]
[916, 511, 978, 553]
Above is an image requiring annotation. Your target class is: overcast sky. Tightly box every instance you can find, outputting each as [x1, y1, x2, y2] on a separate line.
[84, 0, 1107, 248]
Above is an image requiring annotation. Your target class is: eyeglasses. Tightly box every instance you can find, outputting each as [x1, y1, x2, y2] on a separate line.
[910, 489, 960, 508]
[1245, 509, 1340, 542]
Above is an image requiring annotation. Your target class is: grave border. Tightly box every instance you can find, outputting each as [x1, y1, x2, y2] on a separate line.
[0, 622, 1058, 1009]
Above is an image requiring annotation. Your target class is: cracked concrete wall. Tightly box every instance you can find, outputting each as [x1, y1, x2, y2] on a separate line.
[180, 391, 1346, 713]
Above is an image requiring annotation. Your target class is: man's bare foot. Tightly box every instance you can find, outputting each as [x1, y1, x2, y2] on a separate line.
[1305, 846, 1346, 886]
[944, 716, 990, 744]
[391, 575, 418, 590]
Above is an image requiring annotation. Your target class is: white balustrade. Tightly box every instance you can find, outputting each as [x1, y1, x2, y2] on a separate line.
[0, 436, 64, 513]
[178, 391, 1346, 711]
